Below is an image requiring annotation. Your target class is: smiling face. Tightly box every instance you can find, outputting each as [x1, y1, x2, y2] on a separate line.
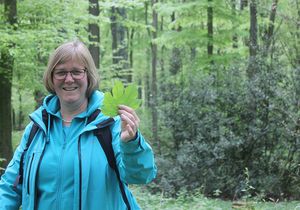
[53, 59, 88, 108]
[44, 41, 100, 99]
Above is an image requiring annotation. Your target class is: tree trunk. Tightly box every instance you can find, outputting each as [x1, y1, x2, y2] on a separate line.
[129, 27, 135, 69]
[247, 0, 258, 79]
[262, 0, 278, 57]
[17, 88, 24, 130]
[110, 6, 131, 83]
[0, 0, 16, 160]
[170, 12, 182, 75]
[159, 15, 165, 87]
[151, 0, 160, 153]
[232, 0, 238, 48]
[207, 0, 213, 60]
[259, 1, 279, 171]
[0, 0, 16, 171]
[144, 2, 151, 108]
[243, 0, 258, 167]
[88, 0, 100, 69]
[0, 51, 13, 170]
[111, 6, 118, 64]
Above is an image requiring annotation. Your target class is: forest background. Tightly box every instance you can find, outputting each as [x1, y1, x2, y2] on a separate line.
[0, 0, 299, 206]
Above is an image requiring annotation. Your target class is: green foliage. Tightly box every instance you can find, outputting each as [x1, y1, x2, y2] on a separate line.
[101, 80, 141, 116]
[142, 0, 300, 201]
[154, 0, 248, 70]
[0, 0, 90, 92]
[0, 0, 92, 129]
[154, 54, 300, 200]
[131, 185, 300, 210]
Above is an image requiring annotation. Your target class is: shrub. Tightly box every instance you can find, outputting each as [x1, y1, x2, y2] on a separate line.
[154, 63, 300, 200]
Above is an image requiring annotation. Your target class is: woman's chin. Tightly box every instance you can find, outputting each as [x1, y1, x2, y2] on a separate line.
[62, 97, 80, 104]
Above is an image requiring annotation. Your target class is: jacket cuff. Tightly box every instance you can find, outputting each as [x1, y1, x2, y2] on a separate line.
[120, 131, 142, 152]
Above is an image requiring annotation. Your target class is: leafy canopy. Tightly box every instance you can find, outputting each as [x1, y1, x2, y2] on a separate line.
[101, 80, 141, 117]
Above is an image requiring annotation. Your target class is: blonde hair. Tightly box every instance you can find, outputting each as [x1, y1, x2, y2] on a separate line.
[43, 40, 99, 97]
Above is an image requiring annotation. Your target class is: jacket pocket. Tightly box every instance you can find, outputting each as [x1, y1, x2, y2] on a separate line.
[26, 153, 35, 194]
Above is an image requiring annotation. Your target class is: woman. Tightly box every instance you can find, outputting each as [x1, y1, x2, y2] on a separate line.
[0, 40, 157, 210]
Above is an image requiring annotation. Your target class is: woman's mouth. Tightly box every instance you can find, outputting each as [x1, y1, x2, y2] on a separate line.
[63, 87, 78, 91]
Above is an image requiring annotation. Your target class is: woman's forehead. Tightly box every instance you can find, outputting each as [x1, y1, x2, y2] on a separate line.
[56, 52, 85, 65]
[55, 59, 85, 68]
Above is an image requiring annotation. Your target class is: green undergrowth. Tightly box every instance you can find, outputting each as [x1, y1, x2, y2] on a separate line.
[131, 185, 300, 210]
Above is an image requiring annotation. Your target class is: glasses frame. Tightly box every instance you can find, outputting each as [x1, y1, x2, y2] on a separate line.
[53, 68, 87, 81]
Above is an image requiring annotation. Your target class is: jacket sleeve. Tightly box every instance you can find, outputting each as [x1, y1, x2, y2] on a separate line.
[0, 123, 33, 210]
[111, 117, 157, 184]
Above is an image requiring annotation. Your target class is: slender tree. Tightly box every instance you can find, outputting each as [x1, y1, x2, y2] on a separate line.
[169, 12, 182, 75]
[247, 0, 258, 79]
[144, 1, 151, 107]
[242, 0, 258, 168]
[231, 0, 238, 48]
[207, 0, 213, 60]
[110, 6, 131, 83]
[166, 10, 183, 152]
[262, 0, 278, 57]
[88, 0, 100, 69]
[159, 14, 166, 89]
[259, 0, 279, 166]
[151, 0, 159, 153]
[128, 16, 135, 69]
[0, 0, 16, 170]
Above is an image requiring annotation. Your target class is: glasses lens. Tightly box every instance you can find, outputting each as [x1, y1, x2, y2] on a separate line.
[72, 70, 85, 79]
[53, 69, 86, 80]
[54, 71, 67, 80]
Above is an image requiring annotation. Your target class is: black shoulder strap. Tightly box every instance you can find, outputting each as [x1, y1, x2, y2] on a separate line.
[13, 109, 48, 189]
[87, 109, 101, 124]
[94, 120, 131, 210]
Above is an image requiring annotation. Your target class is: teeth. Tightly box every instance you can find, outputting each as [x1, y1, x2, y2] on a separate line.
[63, 87, 77, 91]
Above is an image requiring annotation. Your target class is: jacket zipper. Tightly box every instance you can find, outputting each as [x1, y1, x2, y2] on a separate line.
[57, 139, 67, 210]
[33, 141, 46, 210]
[77, 118, 114, 210]
[26, 153, 35, 194]
[78, 135, 82, 210]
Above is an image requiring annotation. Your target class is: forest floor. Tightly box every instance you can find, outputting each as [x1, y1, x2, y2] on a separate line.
[132, 185, 300, 210]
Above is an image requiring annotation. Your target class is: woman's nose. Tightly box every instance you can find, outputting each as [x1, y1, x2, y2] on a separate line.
[64, 72, 75, 82]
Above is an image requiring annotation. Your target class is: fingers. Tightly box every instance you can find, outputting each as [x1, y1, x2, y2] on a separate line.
[118, 105, 140, 126]
[120, 112, 137, 132]
[118, 105, 140, 141]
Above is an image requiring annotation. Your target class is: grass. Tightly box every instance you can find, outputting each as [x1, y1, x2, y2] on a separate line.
[131, 185, 300, 210]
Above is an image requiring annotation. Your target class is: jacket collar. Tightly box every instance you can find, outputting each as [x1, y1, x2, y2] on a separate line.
[29, 90, 112, 134]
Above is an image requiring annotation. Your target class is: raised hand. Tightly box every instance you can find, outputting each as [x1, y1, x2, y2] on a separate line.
[118, 105, 140, 142]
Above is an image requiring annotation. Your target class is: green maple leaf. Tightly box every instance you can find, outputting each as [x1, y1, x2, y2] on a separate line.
[101, 80, 141, 116]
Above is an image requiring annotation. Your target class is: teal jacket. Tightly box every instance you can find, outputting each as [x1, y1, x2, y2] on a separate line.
[0, 90, 157, 210]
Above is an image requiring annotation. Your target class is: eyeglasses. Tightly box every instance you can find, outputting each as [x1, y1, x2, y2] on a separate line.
[53, 69, 86, 80]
